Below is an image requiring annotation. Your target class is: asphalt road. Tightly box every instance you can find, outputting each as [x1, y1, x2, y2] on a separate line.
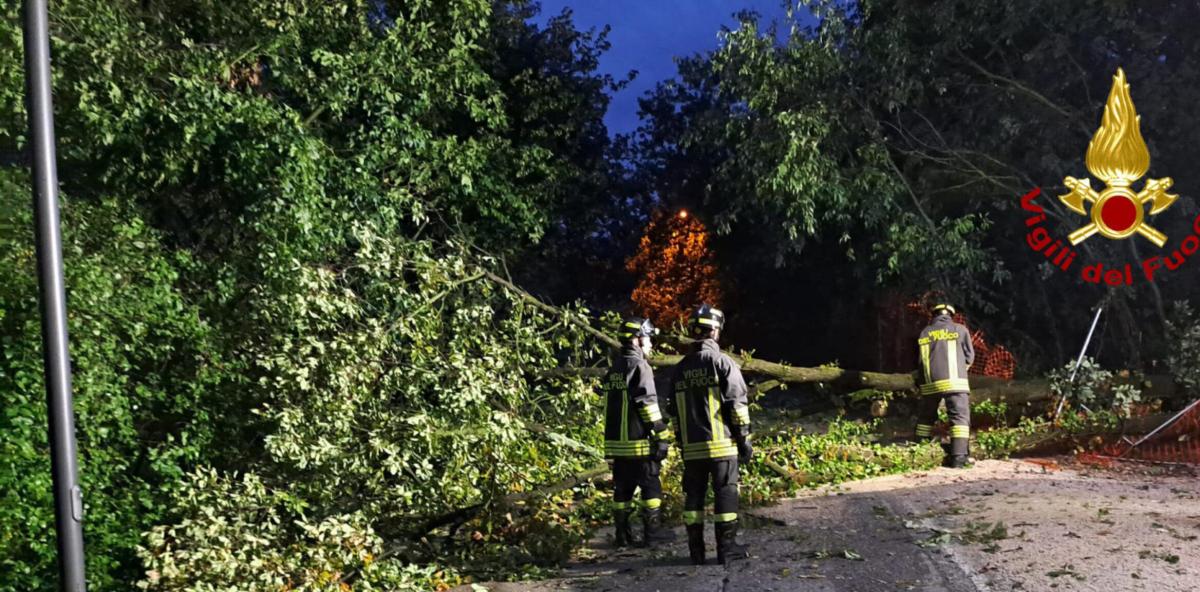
[461, 459, 1200, 592]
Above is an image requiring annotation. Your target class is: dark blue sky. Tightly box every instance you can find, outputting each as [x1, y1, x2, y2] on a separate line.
[533, 1, 807, 136]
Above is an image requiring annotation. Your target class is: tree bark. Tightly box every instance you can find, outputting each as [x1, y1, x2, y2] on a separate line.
[551, 362, 1177, 407]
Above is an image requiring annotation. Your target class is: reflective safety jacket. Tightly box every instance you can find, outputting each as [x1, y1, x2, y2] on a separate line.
[666, 339, 751, 461]
[917, 314, 975, 395]
[601, 346, 669, 458]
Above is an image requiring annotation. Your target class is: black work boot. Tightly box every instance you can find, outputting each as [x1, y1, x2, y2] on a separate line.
[640, 507, 677, 547]
[948, 437, 971, 469]
[614, 509, 636, 548]
[714, 520, 750, 564]
[686, 523, 706, 565]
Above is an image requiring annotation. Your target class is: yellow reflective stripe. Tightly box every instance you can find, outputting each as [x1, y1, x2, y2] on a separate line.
[642, 498, 662, 509]
[682, 439, 738, 460]
[613, 500, 634, 509]
[697, 318, 719, 326]
[733, 405, 750, 426]
[638, 403, 663, 423]
[712, 512, 737, 523]
[708, 386, 723, 441]
[947, 337, 959, 380]
[950, 425, 970, 438]
[919, 338, 931, 381]
[920, 379, 970, 394]
[605, 440, 652, 456]
[683, 448, 738, 461]
[677, 388, 689, 445]
[604, 389, 610, 437]
[624, 321, 642, 329]
[683, 510, 704, 524]
[653, 428, 674, 441]
[683, 439, 736, 451]
[623, 394, 635, 440]
[915, 424, 933, 437]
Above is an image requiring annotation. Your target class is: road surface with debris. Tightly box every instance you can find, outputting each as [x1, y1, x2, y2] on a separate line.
[460, 459, 1200, 592]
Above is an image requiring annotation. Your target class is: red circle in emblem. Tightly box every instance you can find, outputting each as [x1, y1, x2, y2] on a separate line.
[1100, 194, 1138, 232]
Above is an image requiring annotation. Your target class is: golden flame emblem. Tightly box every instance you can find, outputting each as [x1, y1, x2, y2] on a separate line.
[1060, 68, 1177, 246]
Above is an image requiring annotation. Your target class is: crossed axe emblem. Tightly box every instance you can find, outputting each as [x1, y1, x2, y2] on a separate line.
[1060, 176, 1176, 247]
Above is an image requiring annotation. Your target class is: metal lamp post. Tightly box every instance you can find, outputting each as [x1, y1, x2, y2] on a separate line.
[22, 0, 88, 588]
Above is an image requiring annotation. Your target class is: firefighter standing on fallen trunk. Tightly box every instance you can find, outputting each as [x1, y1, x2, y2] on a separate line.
[667, 304, 752, 565]
[914, 303, 976, 468]
[601, 317, 675, 547]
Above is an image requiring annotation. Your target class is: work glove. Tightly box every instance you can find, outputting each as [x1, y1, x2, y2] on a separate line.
[737, 438, 753, 463]
[652, 439, 670, 461]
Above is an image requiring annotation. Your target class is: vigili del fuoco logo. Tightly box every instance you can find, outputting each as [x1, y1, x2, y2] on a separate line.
[1021, 68, 1200, 285]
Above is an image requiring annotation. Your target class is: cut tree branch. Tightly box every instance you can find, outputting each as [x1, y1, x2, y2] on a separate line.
[482, 270, 621, 350]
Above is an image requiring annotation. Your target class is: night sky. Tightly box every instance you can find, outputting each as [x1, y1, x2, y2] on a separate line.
[533, 1, 810, 136]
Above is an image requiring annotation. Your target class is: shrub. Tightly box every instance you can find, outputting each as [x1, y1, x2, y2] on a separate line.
[138, 469, 455, 592]
[1047, 356, 1143, 416]
[1166, 301, 1200, 395]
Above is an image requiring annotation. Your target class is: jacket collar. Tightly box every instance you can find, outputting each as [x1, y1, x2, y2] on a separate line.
[694, 338, 720, 353]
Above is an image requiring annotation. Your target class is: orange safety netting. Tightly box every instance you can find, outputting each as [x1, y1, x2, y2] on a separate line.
[1080, 399, 1200, 465]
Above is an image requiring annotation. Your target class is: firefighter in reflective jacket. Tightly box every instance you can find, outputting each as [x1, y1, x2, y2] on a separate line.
[666, 304, 752, 565]
[602, 317, 675, 547]
[914, 303, 976, 468]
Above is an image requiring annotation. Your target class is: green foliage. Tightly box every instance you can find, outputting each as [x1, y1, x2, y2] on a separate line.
[138, 469, 449, 591]
[635, 1, 1006, 308]
[0, 172, 219, 590]
[973, 428, 1021, 459]
[1166, 301, 1200, 395]
[971, 417, 1047, 459]
[875, 213, 1007, 288]
[1056, 409, 1120, 433]
[0, 1, 621, 589]
[846, 388, 892, 404]
[1048, 356, 1143, 416]
[973, 412, 1125, 460]
[247, 230, 605, 524]
[972, 400, 1008, 424]
[739, 418, 943, 502]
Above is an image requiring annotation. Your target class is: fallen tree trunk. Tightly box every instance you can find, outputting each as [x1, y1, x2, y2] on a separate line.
[552, 359, 915, 391]
[649, 354, 917, 391]
[551, 363, 1176, 407]
[489, 266, 1180, 408]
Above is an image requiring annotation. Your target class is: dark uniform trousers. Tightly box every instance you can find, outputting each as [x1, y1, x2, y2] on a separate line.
[916, 392, 971, 455]
[612, 458, 663, 511]
[682, 458, 738, 525]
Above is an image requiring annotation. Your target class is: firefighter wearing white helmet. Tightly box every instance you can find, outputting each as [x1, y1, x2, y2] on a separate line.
[666, 304, 752, 565]
[600, 317, 675, 547]
[914, 303, 976, 468]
